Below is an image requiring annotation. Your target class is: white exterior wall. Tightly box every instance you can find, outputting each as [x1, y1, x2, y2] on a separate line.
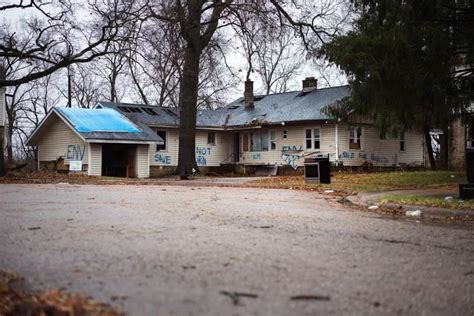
[37, 115, 89, 165]
[150, 128, 179, 167]
[88, 143, 102, 176]
[149, 128, 231, 167]
[149, 124, 424, 169]
[136, 144, 150, 178]
[238, 124, 338, 169]
[232, 123, 424, 168]
[337, 123, 424, 167]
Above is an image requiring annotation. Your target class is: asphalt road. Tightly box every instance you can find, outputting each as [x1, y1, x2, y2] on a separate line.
[0, 184, 473, 315]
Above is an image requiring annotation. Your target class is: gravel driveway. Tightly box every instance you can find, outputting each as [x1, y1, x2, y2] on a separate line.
[0, 184, 472, 315]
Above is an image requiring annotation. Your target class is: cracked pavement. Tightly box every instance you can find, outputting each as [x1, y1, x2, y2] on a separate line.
[0, 183, 473, 315]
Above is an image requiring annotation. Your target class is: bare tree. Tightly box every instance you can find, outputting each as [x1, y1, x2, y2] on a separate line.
[0, 0, 150, 86]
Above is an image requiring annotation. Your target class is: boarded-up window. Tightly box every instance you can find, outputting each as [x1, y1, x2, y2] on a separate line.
[243, 134, 249, 152]
[349, 126, 362, 150]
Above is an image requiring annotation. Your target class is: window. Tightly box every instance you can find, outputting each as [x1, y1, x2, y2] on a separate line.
[251, 131, 269, 152]
[156, 130, 167, 151]
[207, 132, 216, 145]
[282, 130, 288, 139]
[270, 130, 276, 150]
[400, 131, 406, 152]
[305, 128, 321, 150]
[349, 126, 362, 150]
[468, 120, 474, 149]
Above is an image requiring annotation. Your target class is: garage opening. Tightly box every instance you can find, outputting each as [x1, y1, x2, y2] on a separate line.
[102, 144, 137, 177]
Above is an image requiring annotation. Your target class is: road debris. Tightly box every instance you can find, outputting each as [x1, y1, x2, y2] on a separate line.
[405, 210, 422, 217]
[290, 295, 331, 301]
[220, 291, 258, 305]
[27, 227, 41, 231]
[368, 205, 379, 210]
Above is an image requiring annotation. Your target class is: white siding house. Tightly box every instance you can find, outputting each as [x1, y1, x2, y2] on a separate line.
[27, 79, 426, 178]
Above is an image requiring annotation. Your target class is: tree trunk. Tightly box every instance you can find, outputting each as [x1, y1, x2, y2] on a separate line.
[0, 127, 5, 176]
[176, 44, 201, 179]
[7, 116, 13, 164]
[424, 126, 436, 170]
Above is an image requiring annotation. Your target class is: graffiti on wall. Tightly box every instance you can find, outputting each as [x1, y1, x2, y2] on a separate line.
[65, 145, 85, 161]
[155, 153, 172, 164]
[196, 147, 212, 166]
[280, 145, 303, 170]
[340, 151, 389, 164]
[252, 153, 261, 160]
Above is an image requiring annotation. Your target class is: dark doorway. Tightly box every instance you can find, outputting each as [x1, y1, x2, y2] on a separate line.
[102, 144, 137, 177]
[233, 133, 240, 162]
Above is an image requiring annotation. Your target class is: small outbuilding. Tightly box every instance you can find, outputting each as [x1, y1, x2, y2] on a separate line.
[26, 107, 163, 178]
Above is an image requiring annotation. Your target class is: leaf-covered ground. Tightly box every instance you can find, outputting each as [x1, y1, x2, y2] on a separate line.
[382, 195, 474, 210]
[0, 270, 122, 316]
[245, 171, 466, 193]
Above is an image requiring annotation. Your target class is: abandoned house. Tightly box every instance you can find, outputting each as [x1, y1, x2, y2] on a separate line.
[22, 77, 431, 178]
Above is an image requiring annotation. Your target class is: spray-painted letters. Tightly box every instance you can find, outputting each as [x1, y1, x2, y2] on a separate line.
[155, 153, 172, 164]
[65, 145, 85, 161]
[280, 145, 303, 170]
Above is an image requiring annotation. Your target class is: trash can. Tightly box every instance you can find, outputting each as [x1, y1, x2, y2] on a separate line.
[304, 155, 331, 184]
[466, 149, 474, 183]
[459, 149, 474, 200]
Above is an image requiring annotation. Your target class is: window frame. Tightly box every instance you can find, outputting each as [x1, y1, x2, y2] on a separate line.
[399, 131, 406, 152]
[305, 127, 321, 150]
[270, 130, 276, 150]
[349, 126, 362, 150]
[250, 130, 269, 152]
[207, 132, 216, 146]
[156, 130, 167, 152]
[282, 130, 288, 140]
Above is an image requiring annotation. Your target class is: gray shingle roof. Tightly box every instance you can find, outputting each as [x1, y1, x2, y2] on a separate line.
[97, 85, 350, 129]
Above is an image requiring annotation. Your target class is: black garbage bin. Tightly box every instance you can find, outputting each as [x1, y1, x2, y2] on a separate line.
[304, 155, 330, 184]
[459, 149, 474, 200]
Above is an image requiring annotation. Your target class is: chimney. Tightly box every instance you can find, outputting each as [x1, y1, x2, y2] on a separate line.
[244, 80, 254, 109]
[302, 77, 317, 93]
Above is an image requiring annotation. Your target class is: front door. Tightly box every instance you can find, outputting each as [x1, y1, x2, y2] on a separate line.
[127, 147, 136, 177]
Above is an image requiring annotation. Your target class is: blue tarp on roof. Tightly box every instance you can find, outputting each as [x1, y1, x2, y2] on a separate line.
[56, 107, 141, 133]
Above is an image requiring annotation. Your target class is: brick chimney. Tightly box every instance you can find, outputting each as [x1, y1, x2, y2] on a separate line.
[244, 80, 254, 109]
[302, 77, 317, 93]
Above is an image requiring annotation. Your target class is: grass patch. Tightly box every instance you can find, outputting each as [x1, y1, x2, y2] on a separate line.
[246, 170, 466, 192]
[381, 195, 474, 210]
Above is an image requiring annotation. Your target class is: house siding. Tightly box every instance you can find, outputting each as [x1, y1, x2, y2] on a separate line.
[37, 114, 88, 165]
[88, 143, 102, 176]
[337, 123, 424, 167]
[150, 128, 179, 167]
[136, 144, 150, 178]
[149, 128, 232, 167]
[235, 124, 424, 168]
